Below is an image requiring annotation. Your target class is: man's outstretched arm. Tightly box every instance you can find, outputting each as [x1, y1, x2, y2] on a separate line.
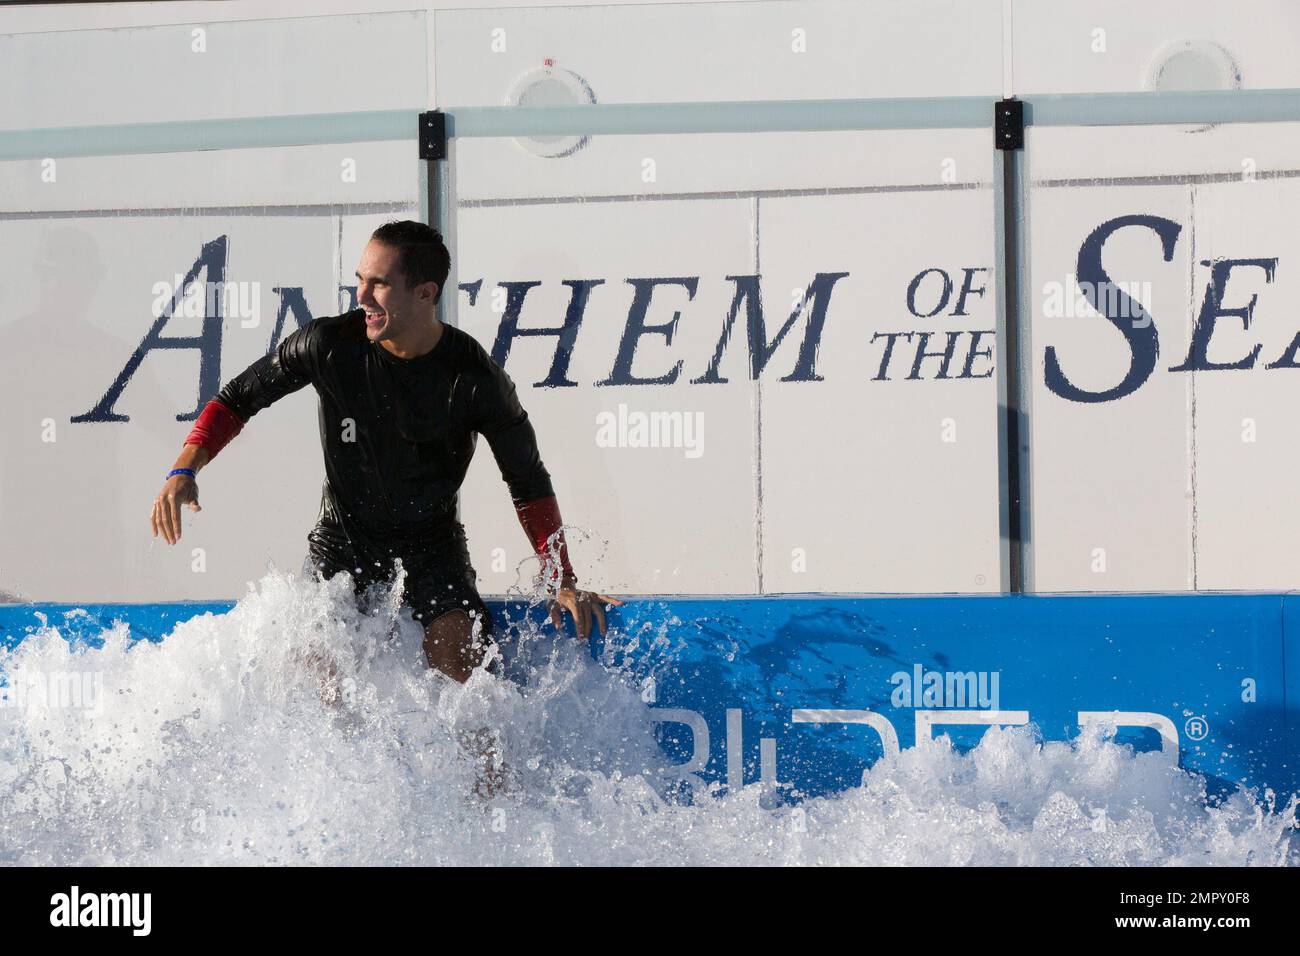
[150, 322, 318, 545]
[472, 366, 623, 638]
[471, 366, 574, 582]
[514, 492, 577, 589]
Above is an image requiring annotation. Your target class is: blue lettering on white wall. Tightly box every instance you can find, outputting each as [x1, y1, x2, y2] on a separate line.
[72, 236, 230, 423]
[1171, 258, 1277, 373]
[490, 279, 599, 388]
[600, 277, 697, 386]
[266, 288, 314, 357]
[907, 267, 953, 318]
[692, 272, 848, 384]
[1044, 214, 1181, 404]
[76, 219, 1294, 423]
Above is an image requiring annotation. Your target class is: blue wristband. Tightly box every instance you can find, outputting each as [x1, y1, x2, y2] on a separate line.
[168, 468, 197, 480]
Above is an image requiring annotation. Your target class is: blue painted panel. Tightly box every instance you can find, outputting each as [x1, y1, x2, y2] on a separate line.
[0, 602, 236, 648]
[1, 592, 1293, 800]
[558, 594, 1291, 799]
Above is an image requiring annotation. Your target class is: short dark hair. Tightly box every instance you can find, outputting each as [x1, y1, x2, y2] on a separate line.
[370, 220, 451, 304]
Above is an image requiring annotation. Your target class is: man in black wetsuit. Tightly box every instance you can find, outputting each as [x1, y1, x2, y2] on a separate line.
[150, 220, 621, 684]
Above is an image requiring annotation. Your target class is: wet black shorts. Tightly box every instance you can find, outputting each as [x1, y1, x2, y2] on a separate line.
[304, 519, 495, 640]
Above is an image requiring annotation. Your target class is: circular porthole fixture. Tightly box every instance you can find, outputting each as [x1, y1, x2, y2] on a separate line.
[1144, 39, 1242, 133]
[506, 59, 597, 158]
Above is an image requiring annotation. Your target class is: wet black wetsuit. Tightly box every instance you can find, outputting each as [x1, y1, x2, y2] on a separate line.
[210, 308, 558, 636]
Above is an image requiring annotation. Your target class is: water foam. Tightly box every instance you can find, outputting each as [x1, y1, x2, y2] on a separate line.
[0, 568, 1294, 866]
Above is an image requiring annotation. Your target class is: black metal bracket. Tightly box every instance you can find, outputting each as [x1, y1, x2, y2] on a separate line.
[995, 98, 1024, 151]
[419, 110, 447, 161]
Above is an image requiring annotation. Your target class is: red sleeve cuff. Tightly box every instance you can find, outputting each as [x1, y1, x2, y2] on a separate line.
[514, 494, 576, 585]
[184, 400, 244, 460]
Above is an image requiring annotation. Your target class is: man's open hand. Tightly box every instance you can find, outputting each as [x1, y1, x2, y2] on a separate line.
[151, 474, 201, 545]
[548, 580, 624, 640]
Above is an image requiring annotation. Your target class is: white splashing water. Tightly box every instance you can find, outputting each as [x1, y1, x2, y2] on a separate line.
[0, 567, 1295, 866]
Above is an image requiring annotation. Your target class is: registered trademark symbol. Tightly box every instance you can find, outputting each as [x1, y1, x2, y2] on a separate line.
[1184, 716, 1210, 741]
[975, 574, 986, 585]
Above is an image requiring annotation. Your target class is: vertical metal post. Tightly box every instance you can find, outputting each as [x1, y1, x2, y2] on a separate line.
[992, 151, 1014, 593]
[994, 98, 1031, 593]
[417, 110, 463, 530]
[418, 109, 456, 328]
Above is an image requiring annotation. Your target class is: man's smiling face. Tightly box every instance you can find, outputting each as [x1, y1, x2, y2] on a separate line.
[355, 239, 438, 344]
